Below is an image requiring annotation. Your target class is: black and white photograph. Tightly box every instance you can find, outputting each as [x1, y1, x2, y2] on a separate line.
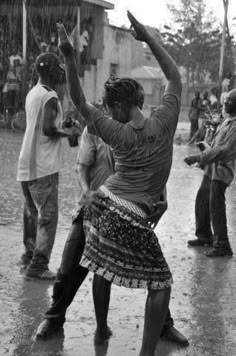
[0, 0, 236, 355]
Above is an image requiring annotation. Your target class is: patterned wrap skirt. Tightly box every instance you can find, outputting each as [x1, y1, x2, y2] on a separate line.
[80, 186, 173, 290]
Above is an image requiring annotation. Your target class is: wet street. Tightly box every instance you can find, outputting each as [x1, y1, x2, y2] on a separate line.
[0, 127, 236, 356]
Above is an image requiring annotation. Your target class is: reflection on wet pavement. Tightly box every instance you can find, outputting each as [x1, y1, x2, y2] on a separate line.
[0, 130, 236, 356]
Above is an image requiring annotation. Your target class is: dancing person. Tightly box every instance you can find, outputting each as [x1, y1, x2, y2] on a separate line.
[185, 89, 236, 257]
[56, 10, 182, 355]
[17, 52, 79, 280]
[36, 126, 188, 347]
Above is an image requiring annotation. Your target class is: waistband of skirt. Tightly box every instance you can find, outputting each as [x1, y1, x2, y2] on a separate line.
[99, 185, 147, 219]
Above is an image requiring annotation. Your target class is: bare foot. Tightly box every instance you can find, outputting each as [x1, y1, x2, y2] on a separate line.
[94, 326, 112, 345]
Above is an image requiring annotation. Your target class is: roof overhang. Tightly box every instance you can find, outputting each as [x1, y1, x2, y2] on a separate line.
[0, 0, 114, 10]
[84, 0, 114, 10]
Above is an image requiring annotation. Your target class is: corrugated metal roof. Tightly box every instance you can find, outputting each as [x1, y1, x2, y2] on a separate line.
[0, 0, 114, 9]
[84, 0, 114, 9]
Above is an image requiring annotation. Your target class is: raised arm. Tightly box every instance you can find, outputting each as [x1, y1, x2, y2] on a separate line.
[127, 11, 182, 96]
[56, 23, 95, 123]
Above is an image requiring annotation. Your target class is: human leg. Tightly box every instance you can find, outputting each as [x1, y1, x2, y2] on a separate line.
[161, 309, 189, 346]
[36, 218, 89, 338]
[92, 274, 112, 345]
[26, 173, 59, 278]
[188, 175, 213, 247]
[21, 182, 38, 266]
[161, 309, 173, 333]
[45, 218, 88, 320]
[189, 118, 199, 140]
[139, 287, 171, 356]
[80, 198, 172, 353]
[206, 180, 233, 257]
[36, 265, 89, 338]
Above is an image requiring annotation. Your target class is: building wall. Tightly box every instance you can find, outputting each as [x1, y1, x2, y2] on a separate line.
[82, 24, 132, 102]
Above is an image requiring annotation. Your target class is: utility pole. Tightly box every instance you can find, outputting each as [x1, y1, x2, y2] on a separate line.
[22, 0, 27, 108]
[224, 1, 234, 75]
[22, 0, 27, 64]
[218, 0, 229, 110]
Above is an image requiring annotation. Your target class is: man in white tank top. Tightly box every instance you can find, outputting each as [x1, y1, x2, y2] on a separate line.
[17, 52, 79, 280]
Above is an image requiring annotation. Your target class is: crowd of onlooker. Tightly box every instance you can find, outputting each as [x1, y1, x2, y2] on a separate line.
[0, 13, 76, 115]
[188, 74, 235, 144]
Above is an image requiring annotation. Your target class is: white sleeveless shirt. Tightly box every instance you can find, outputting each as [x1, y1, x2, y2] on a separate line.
[17, 83, 63, 181]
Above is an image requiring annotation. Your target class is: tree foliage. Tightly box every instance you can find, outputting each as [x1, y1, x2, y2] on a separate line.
[159, 0, 234, 85]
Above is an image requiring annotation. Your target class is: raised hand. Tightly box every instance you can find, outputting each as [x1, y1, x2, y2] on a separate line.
[127, 10, 149, 42]
[56, 22, 74, 57]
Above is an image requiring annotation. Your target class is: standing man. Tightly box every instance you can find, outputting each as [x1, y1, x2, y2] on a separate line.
[185, 89, 236, 257]
[188, 91, 202, 140]
[17, 52, 79, 279]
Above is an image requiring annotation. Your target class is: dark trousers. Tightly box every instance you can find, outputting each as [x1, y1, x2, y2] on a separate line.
[45, 213, 88, 323]
[195, 175, 229, 246]
[21, 173, 59, 272]
[45, 215, 174, 331]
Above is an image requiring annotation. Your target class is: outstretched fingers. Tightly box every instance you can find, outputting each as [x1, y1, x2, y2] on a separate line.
[56, 23, 74, 57]
[127, 10, 148, 42]
[127, 10, 139, 27]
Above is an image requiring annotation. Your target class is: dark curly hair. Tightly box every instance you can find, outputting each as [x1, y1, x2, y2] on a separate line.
[104, 77, 144, 110]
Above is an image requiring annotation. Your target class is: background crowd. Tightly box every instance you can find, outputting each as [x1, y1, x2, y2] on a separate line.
[0, 13, 76, 115]
[188, 75, 235, 144]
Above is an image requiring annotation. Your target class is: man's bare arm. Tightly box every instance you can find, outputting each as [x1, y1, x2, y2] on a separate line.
[43, 98, 70, 138]
[43, 97, 80, 139]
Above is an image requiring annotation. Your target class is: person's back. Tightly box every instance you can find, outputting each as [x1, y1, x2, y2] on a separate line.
[17, 83, 62, 181]
[98, 95, 179, 214]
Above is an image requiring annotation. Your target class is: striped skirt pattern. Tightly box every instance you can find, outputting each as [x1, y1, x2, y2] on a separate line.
[80, 196, 173, 290]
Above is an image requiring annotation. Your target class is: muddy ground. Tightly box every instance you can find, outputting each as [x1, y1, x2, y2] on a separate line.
[0, 127, 236, 356]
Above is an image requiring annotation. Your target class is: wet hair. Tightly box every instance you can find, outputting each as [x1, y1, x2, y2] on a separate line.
[104, 77, 144, 110]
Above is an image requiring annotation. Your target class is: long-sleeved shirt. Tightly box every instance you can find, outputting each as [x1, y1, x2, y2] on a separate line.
[200, 116, 236, 185]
